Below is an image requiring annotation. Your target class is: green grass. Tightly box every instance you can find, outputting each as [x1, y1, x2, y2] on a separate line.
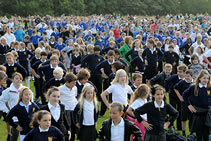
[0, 80, 190, 141]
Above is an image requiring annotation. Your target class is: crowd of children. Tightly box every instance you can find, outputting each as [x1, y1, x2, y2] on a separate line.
[0, 14, 211, 141]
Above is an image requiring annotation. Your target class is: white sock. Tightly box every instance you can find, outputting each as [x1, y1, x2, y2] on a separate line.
[27, 79, 30, 88]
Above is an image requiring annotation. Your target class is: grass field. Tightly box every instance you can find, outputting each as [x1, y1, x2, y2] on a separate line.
[0, 80, 190, 141]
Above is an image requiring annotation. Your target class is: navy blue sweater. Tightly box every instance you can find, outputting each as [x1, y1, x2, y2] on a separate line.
[142, 48, 164, 68]
[164, 74, 181, 99]
[17, 50, 34, 66]
[174, 80, 192, 96]
[183, 85, 211, 109]
[6, 102, 39, 135]
[3, 62, 27, 79]
[23, 126, 65, 141]
[134, 102, 178, 135]
[81, 54, 104, 74]
[95, 60, 113, 77]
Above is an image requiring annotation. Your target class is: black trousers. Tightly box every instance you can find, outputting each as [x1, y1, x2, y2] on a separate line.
[65, 110, 76, 141]
[89, 74, 102, 101]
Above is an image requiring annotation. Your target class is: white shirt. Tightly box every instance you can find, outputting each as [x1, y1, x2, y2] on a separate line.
[46, 29, 53, 39]
[107, 83, 133, 105]
[48, 103, 61, 122]
[19, 101, 32, 113]
[0, 83, 23, 122]
[39, 126, 49, 132]
[204, 49, 211, 58]
[154, 100, 164, 111]
[130, 98, 147, 120]
[173, 45, 180, 54]
[58, 85, 78, 110]
[199, 83, 207, 88]
[196, 53, 204, 64]
[3, 33, 16, 46]
[111, 118, 125, 141]
[82, 99, 95, 126]
[192, 42, 205, 54]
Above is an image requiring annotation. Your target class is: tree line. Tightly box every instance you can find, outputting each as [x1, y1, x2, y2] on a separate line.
[0, 0, 210, 17]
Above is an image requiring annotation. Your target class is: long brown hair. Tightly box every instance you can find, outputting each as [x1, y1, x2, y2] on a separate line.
[17, 87, 33, 104]
[194, 69, 211, 96]
[79, 83, 98, 112]
[131, 84, 150, 103]
[30, 110, 51, 128]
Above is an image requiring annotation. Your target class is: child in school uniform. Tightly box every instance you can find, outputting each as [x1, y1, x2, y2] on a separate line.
[174, 69, 193, 136]
[99, 101, 142, 141]
[125, 39, 142, 63]
[163, 45, 179, 74]
[38, 55, 66, 83]
[43, 67, 65, 92]
[81, 46, 104, 101]
[6, 87, 39, 141]
[30, 47, 42, 70]
[150, 63, 172, 87]
[76, 68, 97, 99]
[108, 61, 123, 85]
[127, 84, 150, 141]
[114, 48, 128, 70]
[142, 39, 164, 85]
[73, 83, 99, 141]
[71, 47, 82, 74]
[23, 110, 65, 141]
[3, 52, 27, 80]
[95, 50, 116, 91]
[164, 64, 187, 130]
[101, 69, 133, 109]
[183, 69, 211, 141]
[130, 49, 145, 78]
[0, 71, 8, 120]
[59, 72, 78, 141]
[0, 65, 12, 87]
[17, 42, 34, 88]
[0, 71, 7, 96]
[41, 86, 71, 141]
[31, 51, 47, 102]
[0, 72, 24, 141]
[134, 84, 178, 141]
[130, 73, 143, 91]
[54, 38, 66, 52]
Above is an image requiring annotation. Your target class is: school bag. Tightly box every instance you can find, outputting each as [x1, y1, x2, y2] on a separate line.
[166, 127, 187, 141]
[187, 134, 196, 141]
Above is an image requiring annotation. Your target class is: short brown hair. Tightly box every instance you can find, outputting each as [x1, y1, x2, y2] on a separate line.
[185, 69, 193, 77]
[64, 72, 77, 82]
[177, 64, 187, 72]
[77, 68, 90, 81]
[164, 63, 173, 69]
[132, 73, 142, 81]
[107, 50, 115, 56]
[0, 71, 7, 80]
[112, 61, 122, 71]
[12, 72, 23, 80]
[110, 101, 124, 112]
